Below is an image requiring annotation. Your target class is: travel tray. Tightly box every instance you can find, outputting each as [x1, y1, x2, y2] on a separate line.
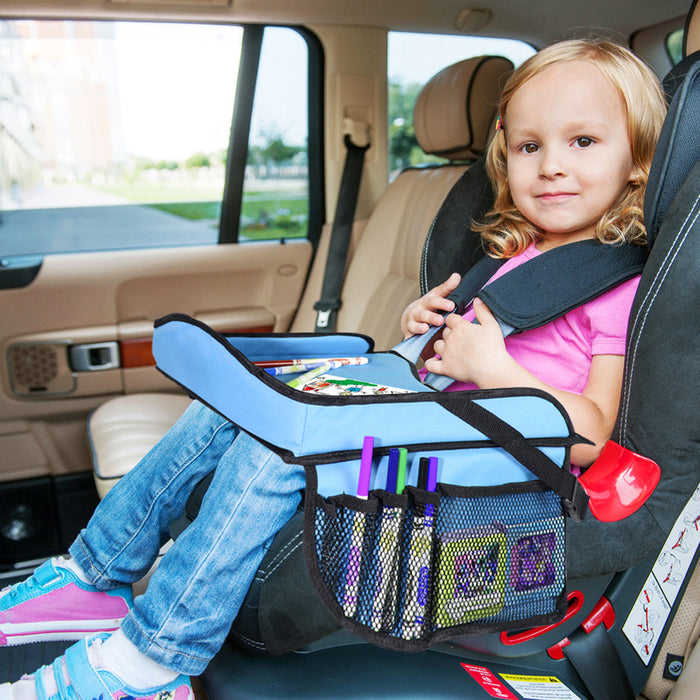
[152, 313, 589, 652]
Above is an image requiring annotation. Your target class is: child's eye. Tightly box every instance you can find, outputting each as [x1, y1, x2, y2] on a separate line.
[574, 136, 594, 148]
[520, 142, 539, 154]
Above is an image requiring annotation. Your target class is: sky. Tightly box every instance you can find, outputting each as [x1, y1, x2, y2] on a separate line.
[110, 24, 535, 161]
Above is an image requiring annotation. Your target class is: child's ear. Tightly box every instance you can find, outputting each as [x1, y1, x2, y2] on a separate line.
[629, 165, 643, 186]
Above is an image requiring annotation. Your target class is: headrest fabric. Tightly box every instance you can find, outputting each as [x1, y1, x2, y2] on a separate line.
[685, 0, 699, 56]
[413, 55, 513, 161]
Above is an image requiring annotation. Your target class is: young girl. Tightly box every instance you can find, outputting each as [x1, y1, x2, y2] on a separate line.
[0, 39, 667, 700]
[402, 39, 665, 467]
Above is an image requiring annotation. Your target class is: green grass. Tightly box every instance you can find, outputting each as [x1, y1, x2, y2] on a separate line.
[93, 182, 309, 239]
[149, 201, 220, 221]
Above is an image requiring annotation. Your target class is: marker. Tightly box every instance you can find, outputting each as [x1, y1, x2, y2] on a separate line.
[342, 436, 374, 617]
[266, 358, 370, 375]
[357, 435, 374, 499]
[402, 456, 438, 640]
[418, 457, 430, 490]
[265, 361, 327, 376]
[371, 447, 404, 631]
[396, 448, 408, 494]
[254, 356, 369, 369]
[427, 456, 438, 492]
[286, 362, 332, 389]
[386, 448, 400, 492]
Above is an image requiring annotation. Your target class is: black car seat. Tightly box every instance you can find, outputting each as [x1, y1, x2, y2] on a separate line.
[87, 54, 513, 498]
[184, 5, 700, 698]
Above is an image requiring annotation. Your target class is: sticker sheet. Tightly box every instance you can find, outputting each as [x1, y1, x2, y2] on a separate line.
[622, 482, 700, 664]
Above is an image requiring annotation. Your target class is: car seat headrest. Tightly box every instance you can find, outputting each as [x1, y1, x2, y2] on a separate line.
[644, 52, 700, 247]
[413, 55, 514, 162]
[685, 0, 699, 56]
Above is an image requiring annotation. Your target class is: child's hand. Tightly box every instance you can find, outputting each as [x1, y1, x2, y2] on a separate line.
[401, 272, 461, 338]
[424, 298, 509, 386]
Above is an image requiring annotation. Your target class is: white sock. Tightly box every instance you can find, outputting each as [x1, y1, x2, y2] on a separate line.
[56, 555, 92, 585]
[7, 633, 177, 700]
[9, 660, 70, 700]
[98, 629, 179, 687]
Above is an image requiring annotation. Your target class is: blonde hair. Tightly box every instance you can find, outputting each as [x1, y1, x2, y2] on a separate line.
[476, 39, 667, 258]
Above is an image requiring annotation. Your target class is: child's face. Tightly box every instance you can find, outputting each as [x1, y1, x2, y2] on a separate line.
[504, 59, 639, 250]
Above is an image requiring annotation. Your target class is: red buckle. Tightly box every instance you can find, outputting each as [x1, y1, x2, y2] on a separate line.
[546, 596, 615, 660]
[500, 590, 584, 646]
[578, 441, 660, 522]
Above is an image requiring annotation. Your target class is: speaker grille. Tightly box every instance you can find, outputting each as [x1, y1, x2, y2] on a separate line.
[9, 345, 59, 389]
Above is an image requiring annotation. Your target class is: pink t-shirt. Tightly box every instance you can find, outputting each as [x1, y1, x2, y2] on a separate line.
[441, 244, 640, 394]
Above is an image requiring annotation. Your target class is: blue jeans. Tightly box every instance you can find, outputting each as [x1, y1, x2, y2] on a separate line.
[70, 401, 306, 675]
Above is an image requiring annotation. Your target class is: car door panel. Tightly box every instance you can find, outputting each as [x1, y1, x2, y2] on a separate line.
[0, 239, 312, 481]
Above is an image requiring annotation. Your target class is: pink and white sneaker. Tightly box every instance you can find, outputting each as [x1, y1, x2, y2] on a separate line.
[0, 557, 133, 646]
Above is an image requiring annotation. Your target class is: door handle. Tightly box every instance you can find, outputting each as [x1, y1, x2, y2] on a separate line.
[69, 342, 120, 371]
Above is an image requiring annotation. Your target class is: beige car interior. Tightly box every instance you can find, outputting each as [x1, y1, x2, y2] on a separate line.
[1, 0, 698, 695]
[87, 54, 514, 497]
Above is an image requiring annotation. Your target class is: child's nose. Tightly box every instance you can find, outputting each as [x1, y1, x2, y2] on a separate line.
[539, 148, 566, 179]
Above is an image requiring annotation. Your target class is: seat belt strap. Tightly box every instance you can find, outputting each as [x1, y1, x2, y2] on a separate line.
[563, 624, 635, 700]
[314, 134, 370, 332]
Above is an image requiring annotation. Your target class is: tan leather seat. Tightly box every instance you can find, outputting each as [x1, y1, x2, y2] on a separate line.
[88, 54, 513, 497]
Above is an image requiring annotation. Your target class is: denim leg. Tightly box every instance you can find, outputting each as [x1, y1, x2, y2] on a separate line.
[120, 430, 306, 675]
[70, 401, 237, 588]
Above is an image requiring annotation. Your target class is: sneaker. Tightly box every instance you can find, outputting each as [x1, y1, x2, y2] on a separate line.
[0, 633, 193, 700]
[0, 558, 133, 647]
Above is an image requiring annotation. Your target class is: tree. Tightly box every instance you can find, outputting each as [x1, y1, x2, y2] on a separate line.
[263, 138, 302, 167]
[388, 80, 422, 172]
[185, 152, 211, 169]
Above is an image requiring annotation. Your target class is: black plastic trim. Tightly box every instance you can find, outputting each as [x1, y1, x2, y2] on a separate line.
[0, 256, 43, 289]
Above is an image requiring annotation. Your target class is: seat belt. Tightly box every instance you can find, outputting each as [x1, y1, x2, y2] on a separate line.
[314, 128, 370, 332]
[563, 624, 635, 700]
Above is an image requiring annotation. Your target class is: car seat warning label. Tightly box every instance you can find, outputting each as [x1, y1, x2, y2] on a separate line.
[499, 673, 582, 699]
[460, 664, 517, 698]
[622, 482, 700, 664]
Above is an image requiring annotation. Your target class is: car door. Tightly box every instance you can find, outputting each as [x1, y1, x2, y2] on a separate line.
[0, 21, 322, 515]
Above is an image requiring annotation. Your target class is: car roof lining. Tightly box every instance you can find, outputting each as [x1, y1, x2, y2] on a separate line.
[0, 0, 691, 48]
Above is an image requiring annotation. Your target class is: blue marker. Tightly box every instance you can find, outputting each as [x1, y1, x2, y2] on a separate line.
[386, 448, 400, 492]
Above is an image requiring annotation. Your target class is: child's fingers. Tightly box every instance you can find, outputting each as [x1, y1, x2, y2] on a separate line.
[439, 272, 462, 295]
[423, 355, 444, 375]
[429, 272, 461, 302]
[405, 320, 430, 335]
[472, 298, 498, 328]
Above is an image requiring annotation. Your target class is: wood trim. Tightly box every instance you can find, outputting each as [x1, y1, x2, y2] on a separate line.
[120, 325, 274, 368]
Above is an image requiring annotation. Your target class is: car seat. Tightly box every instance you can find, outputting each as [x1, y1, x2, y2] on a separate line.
[172, 7, 700, 698]
[87, 54, 514, 498]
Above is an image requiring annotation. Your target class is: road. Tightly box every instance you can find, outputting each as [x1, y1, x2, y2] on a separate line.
[0, 204, 217, 256]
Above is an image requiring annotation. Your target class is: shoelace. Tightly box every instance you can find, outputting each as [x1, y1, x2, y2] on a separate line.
[5, 562, 63, 600]
[8, 575, 40, 599]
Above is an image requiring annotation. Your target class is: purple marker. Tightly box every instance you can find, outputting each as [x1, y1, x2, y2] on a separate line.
[427, 456, 438, 492]
[343, 436, 374, 618]
[357, 435, 374, 498]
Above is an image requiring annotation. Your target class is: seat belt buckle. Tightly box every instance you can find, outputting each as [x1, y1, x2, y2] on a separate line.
[314, 300, 341, 330]
[564, 479, 589, 522]
[316, 309, 332, 329]
[547, 596, 615, 660]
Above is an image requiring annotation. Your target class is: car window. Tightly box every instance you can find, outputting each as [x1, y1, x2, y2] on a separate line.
[0, 20, 314, 255]
[240, 27, 310, 242]
[388, 32, 535, 176]
[666, 28, 684, 65]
